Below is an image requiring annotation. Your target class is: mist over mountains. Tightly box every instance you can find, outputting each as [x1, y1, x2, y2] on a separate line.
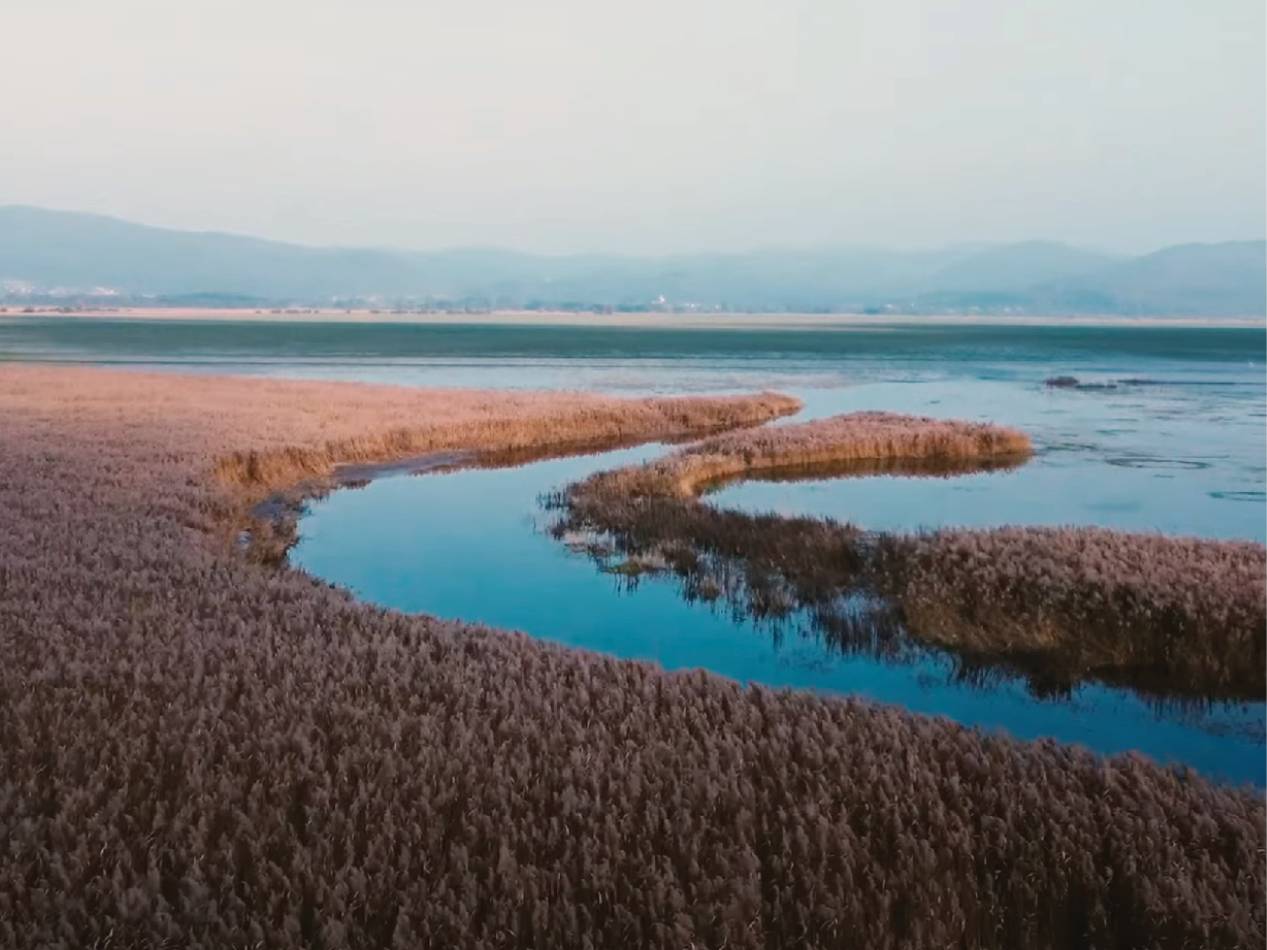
[2, 206, 1262, 316]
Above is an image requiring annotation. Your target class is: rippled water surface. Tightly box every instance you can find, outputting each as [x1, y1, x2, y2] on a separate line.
[5, 318, 1263, 783]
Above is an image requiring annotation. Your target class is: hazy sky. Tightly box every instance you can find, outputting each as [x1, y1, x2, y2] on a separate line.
[3, 0, 1263, 253]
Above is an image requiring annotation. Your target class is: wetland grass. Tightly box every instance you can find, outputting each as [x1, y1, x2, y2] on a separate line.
[554, 412, 1266, 698]
[0, 368, 1261, 948]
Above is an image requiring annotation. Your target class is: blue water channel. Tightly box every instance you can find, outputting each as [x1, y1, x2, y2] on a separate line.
[293, 372, 1265, 786]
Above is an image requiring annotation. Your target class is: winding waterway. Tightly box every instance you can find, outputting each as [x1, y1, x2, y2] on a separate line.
[292, 369, 1265, 786]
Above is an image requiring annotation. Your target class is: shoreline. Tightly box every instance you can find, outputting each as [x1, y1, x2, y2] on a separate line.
[2, 306, 1263, 329]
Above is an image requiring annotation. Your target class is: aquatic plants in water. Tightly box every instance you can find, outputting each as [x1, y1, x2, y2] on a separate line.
[553, 411, 1266, 699]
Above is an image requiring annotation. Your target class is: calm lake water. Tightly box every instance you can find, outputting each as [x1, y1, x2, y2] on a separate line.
[5, 318, 1264, 783]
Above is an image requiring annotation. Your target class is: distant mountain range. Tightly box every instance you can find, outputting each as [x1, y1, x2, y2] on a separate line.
[1, 205, 1263, 315]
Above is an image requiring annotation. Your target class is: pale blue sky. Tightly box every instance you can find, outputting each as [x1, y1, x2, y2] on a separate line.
[3, 0, 1263, 253]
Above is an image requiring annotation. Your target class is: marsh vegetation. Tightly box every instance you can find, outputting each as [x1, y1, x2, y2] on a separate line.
[0, 366, 1261, 948]
[552, 412, 1266, 699]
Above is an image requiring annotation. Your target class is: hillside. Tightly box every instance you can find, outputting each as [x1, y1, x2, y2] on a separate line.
[0, 206, 1261, 315]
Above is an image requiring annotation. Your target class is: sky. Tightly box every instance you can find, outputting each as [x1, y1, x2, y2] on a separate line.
[2, 0, 1263, 254]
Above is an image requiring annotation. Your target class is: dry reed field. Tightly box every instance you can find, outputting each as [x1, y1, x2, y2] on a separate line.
[0, 366, 1262, 949]
[556, 413, 1266, 696]
[878, 527, 1266, 697]
[573, 411, 1033, 501]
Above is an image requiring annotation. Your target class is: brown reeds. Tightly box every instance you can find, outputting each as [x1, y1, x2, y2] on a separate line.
[555, 412, 1266, 698]
[576, 411, 1032, 501]
[0, 366, 1262, 948]
[214, 390, 804, 494]
[878, 527, 1267, 697]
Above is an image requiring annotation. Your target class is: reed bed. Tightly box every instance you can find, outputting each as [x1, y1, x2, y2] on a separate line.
[0, 366, 1262, 948]
[206, 381, 801, 498]
[879, 527, 1267, 696]
[576, 411, 1032, 501]
[556, 412, 1266, 697]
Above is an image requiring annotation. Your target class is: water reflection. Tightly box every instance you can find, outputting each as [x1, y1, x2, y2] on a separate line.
[697, 453, 1030, 489]
[293, 433, 1264, 787]
[553, 474, 1259, 707]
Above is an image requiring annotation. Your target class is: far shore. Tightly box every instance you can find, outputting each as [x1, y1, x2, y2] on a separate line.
[2, 306, 1263, 330]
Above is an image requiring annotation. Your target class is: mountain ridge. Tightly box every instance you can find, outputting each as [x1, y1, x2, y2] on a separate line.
[1, 206, 1262, 315]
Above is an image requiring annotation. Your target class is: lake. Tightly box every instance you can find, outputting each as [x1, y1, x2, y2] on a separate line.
[4, 317, 1264, 783]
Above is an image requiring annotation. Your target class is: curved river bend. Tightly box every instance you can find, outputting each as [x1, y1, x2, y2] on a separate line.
[294, 375, 1265, 787]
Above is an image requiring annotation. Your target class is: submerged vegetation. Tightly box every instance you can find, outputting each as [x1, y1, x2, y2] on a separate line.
[554, 412, 1266, 698]
[0, 367, 1262, 948]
